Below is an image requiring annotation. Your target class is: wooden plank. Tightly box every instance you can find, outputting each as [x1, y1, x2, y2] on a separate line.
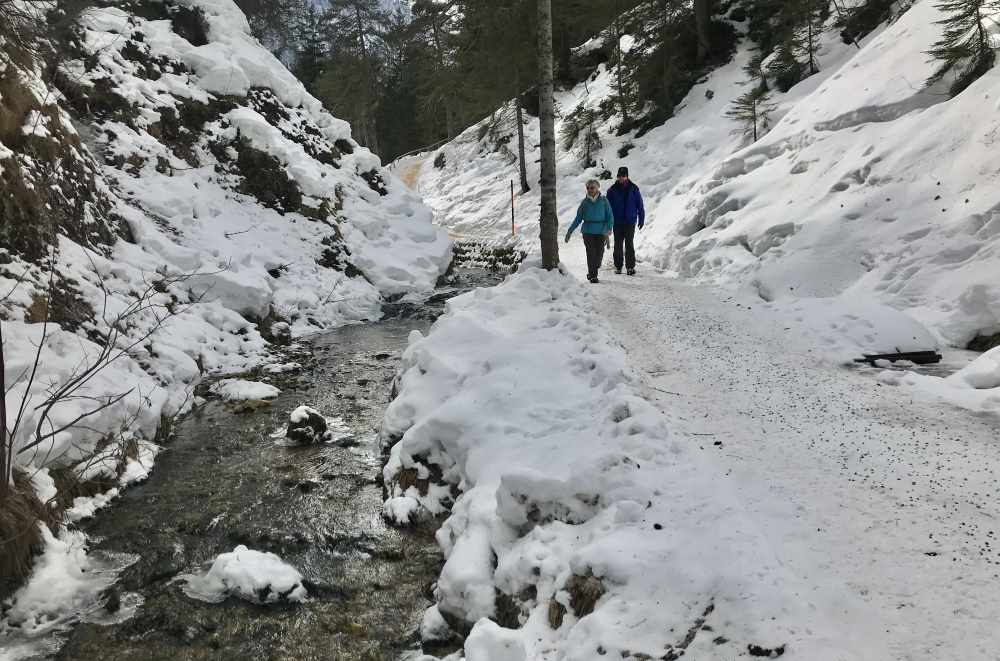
[854, 350, 943, 366]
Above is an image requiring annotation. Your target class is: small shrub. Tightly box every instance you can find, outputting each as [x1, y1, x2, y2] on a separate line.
[235, 140, 303, 213]
[433, 151, 446, 169]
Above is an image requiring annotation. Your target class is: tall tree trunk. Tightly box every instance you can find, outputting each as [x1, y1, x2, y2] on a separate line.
[430, 12, 455, 138]
[694, 0, 711, 62]
[615, 2, 629, 127]
[515, 79, 530, 193]
[0, 319, 8, 495]
[537, 0, 559, 269]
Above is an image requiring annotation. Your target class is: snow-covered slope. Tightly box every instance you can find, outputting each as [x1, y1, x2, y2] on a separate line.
[409, 0, 999, 351]
[0, 0, 448, 581]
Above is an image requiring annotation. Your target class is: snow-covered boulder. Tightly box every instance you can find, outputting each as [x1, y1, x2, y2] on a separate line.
[180, 545, 307, 605]
[285, 406, 329, 444]
[464, 619, 526, 661]
[209, 379, 280, 402]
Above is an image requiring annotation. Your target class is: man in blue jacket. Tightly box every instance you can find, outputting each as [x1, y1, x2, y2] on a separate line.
[606, 166, 645, 275]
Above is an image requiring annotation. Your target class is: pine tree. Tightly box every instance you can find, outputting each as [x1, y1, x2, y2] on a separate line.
[293, 4, 326, 93]
[694, 0, 713, 62]
[725, 87, 775, 142]
[411, 0, 463, 140]
[766, 39, 806, 92]
[561, 106, 602, 167]
[743, 49, 769, 92]
[926, 0, 999, 95]
[765, 0, 827, 91]
[316, 0, 391, 154]
[236, 0, 307, 57]
[794, 0, 827, 76]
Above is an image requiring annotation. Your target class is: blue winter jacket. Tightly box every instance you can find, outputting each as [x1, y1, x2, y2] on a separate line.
[566, 194, 614, 239]
[606, 181, 646, 227]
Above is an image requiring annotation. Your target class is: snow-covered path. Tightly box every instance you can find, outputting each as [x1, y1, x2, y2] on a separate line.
[564, 243, 1000, 659]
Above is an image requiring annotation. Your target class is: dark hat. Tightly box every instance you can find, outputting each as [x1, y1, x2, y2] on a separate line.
[617, 166, 629, 178]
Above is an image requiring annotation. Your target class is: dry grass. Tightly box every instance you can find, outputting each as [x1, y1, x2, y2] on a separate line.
[0, 470, 60, 601]
[0, 58, 41, 150]
[49, 465, 117, 512]
[24, 293, 48, 323]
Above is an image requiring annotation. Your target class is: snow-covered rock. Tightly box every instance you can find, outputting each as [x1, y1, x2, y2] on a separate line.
[209, 379, 280, 401]
[285, 405, 329, 444]
[179, 545, 307, 605]
[464, 619, 526, 661]
[419, 604, 454, 643]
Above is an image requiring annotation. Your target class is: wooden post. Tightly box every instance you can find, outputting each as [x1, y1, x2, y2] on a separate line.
[511, 180, 515, 236]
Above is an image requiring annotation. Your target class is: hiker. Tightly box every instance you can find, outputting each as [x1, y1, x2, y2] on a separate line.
[565, 179, 614, 283]
[606, 166, 645, 275]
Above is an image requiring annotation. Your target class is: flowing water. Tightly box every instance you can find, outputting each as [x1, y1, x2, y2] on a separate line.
[36, 269, 501, 661]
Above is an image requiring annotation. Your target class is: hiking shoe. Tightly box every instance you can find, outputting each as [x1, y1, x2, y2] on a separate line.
[590, 277, 600, 284]
[627, 269, 636, 276]
[614, 269, 622, 275]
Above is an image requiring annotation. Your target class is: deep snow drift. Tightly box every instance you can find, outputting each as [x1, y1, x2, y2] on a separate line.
[407, 0, 1000, 355]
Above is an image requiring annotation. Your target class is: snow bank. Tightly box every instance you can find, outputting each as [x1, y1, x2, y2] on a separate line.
[952, 347, 1000, 390]
[208, 379, 280, 401]
[382, 267, 881, 659]
[409, 0, 1000, 350]
[766, 295, 940, 360]
[879, 345, 1000, 413]
[1, 319, 168, 470]
[179, 545, 307, 605]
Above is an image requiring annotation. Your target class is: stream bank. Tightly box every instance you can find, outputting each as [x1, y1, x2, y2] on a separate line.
[40, 269, 501, 661]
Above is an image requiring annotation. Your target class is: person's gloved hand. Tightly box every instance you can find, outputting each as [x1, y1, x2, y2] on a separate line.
[564, 232, 571, 243]
[638, 221, 644, 230]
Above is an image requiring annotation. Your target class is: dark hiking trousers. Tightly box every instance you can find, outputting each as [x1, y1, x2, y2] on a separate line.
[613, 223, 636, 271]
[583, 233, 606, 280]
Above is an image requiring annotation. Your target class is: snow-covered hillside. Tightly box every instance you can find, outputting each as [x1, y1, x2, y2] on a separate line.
[0, 0, 448, 596]
[409, 0, 999, 352]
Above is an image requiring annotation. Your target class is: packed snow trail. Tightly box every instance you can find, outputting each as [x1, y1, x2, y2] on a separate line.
[563, 242, 1000, 659]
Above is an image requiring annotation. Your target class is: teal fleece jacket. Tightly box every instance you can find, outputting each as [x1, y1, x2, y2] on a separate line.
[565, 194, 614, 239]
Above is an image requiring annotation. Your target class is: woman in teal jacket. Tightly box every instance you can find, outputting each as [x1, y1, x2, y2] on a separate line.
[565, 179, 614, 283]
